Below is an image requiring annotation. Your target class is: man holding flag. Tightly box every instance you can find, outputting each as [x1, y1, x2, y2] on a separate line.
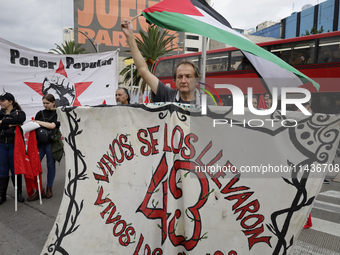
[121, 19, 214, 105]
[122, 0, 319, 98]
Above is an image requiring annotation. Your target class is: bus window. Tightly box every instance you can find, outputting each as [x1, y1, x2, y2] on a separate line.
[311, 92, 340, 114]
[270, 40, 315, 65]
[231, 50, 252, 70]
[317, 36, 340, 63]
[206, 52, 229, 72]
[154, 59, 174, 77]
[174, 56, 200, 71]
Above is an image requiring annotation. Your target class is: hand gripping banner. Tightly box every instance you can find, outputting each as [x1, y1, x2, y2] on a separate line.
[41, 103, 340, 255]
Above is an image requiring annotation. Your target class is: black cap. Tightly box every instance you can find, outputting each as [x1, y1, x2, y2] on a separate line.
[0, 92, 15, 102]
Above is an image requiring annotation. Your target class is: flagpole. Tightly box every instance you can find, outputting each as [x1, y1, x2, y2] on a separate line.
[200, 36, 207, 95]
[15, 175, 17, 211]
[129, 13, 142, 22]
[201, 36, 207, 85]
[37, 175, 42, 205]
[130, 63, 134, 96]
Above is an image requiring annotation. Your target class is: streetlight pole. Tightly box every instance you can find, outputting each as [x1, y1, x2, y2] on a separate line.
[176, 42, 183, 54]
[70, 28, 99, 52]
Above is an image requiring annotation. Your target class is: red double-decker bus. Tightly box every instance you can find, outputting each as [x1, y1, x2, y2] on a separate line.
[152, 31, 340, 113]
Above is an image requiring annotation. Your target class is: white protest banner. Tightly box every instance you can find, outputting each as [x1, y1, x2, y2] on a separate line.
[0, 38, 118, 121]
[41, 103, 340, 255]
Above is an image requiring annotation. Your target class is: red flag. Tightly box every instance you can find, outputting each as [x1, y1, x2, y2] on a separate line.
[27, 130, 42, 176]
[25, 174, 43, 197]
[14, 126, 31, 175]
[25, 131, 43, 197]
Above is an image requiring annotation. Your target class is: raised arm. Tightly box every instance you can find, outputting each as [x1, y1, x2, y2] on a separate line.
[121, 19, 159, 94]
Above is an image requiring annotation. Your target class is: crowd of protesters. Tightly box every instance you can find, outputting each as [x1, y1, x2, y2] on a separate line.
[0, 92, 63, 205]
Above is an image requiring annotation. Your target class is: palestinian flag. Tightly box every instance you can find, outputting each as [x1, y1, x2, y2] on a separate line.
[142, 0, 319, 93]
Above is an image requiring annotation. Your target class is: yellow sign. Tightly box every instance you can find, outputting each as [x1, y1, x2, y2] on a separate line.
[124, 59, 134, 66]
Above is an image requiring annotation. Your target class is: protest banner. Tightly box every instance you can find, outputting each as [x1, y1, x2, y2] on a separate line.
[0, 37, 119, 121]
[41, 103, 340, 254]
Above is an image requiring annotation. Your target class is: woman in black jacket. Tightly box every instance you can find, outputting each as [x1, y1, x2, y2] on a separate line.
[0, 92, 26, 205]
[27, 94, 61, 201]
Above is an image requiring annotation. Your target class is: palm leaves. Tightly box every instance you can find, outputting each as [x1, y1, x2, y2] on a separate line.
[49, 41, 88, 55]
[120, 26, 178, 91]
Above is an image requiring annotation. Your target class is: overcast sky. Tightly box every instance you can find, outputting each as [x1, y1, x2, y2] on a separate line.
[0, 0, 326, 53]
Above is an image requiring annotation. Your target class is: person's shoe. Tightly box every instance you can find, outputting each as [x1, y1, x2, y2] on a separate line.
[324, 179, 330, 184]
[27, 189, 46, 202]
[46, 187, 53, 199]
[17, 193, 25, 203]
[27, 190, 39, 202]
[0, 176, 9, 205]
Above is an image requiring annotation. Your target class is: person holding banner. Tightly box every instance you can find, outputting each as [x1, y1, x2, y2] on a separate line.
[27, 94, 62, 201]
[121, 19, 214, 105]
[0, 92, 26, 205]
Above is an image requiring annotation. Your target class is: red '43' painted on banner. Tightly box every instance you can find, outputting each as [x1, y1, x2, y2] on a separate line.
[136, 153, 210, 251]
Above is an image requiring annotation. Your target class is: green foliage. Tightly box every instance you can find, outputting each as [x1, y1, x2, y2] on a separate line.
[120, 26, 177, 91]
[302, 26, 324, 36]
[49, 41, 88, 55]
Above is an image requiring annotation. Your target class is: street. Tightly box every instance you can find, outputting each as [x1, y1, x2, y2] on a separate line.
[292, 180, 340, 254]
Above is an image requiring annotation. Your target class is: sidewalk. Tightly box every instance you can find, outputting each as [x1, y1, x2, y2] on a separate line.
[0, 157, 65, 255]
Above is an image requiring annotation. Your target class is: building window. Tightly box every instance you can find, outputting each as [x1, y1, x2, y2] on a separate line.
[186, 35, 199, 40]
[186, 47, 199, 52]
